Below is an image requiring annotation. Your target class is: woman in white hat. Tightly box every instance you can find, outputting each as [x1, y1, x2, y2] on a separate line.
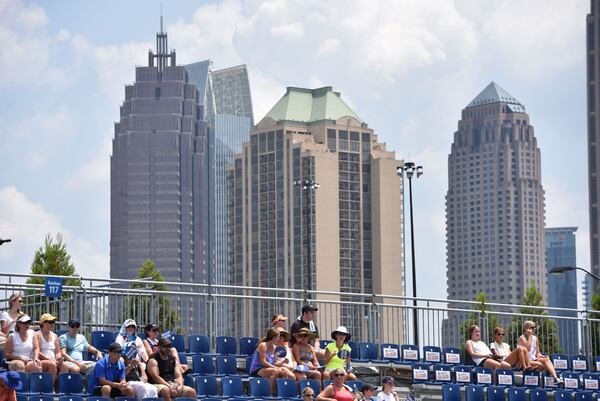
[323, 326, 356, 380]
[116, 318, 149, 369]
[4, 314, 42, 373]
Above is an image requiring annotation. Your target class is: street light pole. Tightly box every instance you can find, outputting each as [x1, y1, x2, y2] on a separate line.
[294, 178, 320, 291]
[0, 238, 12, 246]
[550, 266, 600, 281]
[397, 162, 423, 347]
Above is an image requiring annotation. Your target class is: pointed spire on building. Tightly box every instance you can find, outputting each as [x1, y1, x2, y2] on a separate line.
[148, 7, 176, 72]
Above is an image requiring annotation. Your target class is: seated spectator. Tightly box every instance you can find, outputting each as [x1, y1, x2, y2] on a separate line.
[122, 344, 158, 399]
[249, 328, 295, 392]
[91, 342, 135, 398]
[360, 383, 376, 401]
[116, 319, 149, 366]
[292, 327, 322, 380]
[273, 329, 297, 375]
[0, 370, 23, 401]
[142, 323, 189, 376]
[59, 318, 103, 373]
[302, 386, 316, 401]
[465, 324, 510, 371]
[37, 313, 69, 381]
[5, 314, 42, 373]
[271, 314, 288, 331]
[290, 304, 324, 359]
[323, 326, 356, 380]
[518, 320, 563, 385]
[146, 337, 196, 401]
[317, 367, 354, 401]
[489, 325, 529, 369]
[376, 376, 399, 401]
[1, 294, 23, 337]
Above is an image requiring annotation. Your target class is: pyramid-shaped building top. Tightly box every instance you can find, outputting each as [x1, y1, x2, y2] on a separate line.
[466, 81, 525, 113]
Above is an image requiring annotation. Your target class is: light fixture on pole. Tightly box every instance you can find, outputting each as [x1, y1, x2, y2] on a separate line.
[397, 162, 423, 347]
[550, 266, 600, 281]
[0, 238, 11, 246]
[294, 178, 320, 291]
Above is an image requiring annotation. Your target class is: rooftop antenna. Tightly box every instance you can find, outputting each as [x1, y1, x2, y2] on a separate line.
[160, 1, 164, 33]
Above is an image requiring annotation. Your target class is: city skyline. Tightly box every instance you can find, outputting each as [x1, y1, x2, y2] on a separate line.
[0, 0, 589, 305]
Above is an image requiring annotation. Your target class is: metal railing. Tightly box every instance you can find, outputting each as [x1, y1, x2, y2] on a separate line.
[0, 272, 597, 360]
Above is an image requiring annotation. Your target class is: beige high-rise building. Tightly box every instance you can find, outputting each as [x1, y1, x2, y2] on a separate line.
[228, 86, 404, 342]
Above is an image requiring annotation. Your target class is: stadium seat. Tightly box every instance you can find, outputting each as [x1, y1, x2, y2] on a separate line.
[563, 371, 582, 390]
[423, 346, 442, 363]
[59, 372, 84, 395]
[216, 335, 237, 355]
[88, 397, 111, 401]
[175, 398, 197, 401]
[26, 396, 54, 401]
[29, 372, 54, 395]
[442, 384, 461, 401]
[357, 342, 378, 362]
[495, 369, 514, 387]
[222, 376, 246, 398]
[299, 379, 321, 394]
[455, 365, 473, 385]
[184, 373, 197, 389]
[411, 363, 431, 384]
[465, 385, 484, 401]
[216, 355, 239, 376]
[140, 398, 163, 401]
[346, 381, 363, 392]
[91, 330, 115, 352]
[277, 378, 298, 399]
[16, 372, 29, 395]
[168, 333, 185, 353]
[543, 372, 558, 388]
[86, 372, 95, 395]
[443, 347, 462, 365]
[507, 388, 525, 401]
[323, 380, 333, 388]
[58, 397, 84, 401]
[16, 395, 28, 401]
[474, 367, 493, 386]
[178, 352, 188, 366]
[575, 392, 594, 401]
[188, 334, 211, 354]
[595, 356, 600, 372]
[529, 389, 548, 401]
[486, 386, 505, 401]
[554, 390, 572, 401]
[196, 375, 219, 397]
[522, 369, 540, 387]
[551, 354, 571, 371]
[239, 336, 259, 356]
[401, 344, 419, 363]
[192, 355, 215, 375]
[320, 339, 333, 349]
[250, 377, 275, 398]
[380, 343, 400, 362]
[347, 341, 359, 360]
[432, 364, 452, 384]
[115, 398, 138, 401]
[582, 372, 599, 391]
[572, 355, 588, 371]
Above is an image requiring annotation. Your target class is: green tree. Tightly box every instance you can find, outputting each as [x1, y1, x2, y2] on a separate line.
[26, 233, 81, 320]
[460, 292, 499, 343]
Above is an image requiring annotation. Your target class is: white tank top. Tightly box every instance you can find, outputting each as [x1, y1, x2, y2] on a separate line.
[470, 340, 492, 365]
[11, 329, 34, 359]
[528, 336, 538, 361]
[38, 331, 56, 359]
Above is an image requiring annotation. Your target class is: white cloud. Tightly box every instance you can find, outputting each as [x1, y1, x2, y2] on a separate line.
[270, 22, 304, 39]
[66, 136, 112, 189]
[0, 186, 108, 278]
[316, 38, 340, 57]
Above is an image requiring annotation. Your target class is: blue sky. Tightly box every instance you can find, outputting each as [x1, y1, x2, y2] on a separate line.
[0, 0, 589, 302]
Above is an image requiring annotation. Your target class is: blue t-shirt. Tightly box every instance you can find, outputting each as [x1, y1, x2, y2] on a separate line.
[93, 355, 125, 387]
[59, 333, 90, 362]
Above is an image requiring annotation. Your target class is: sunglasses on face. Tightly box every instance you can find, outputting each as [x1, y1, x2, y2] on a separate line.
[496, 333, 505, 336]
[303, 394, 315, 398]
[151, 329, 159, 332]
[333, 373, 345, 378]
[18, 300, 24, 304]
[70, 324, 80, 328]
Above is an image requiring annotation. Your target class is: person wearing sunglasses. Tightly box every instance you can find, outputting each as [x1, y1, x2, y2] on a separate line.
[142, 323, 189, 376]
[36, 313, 71, 380]
[302, 386, 316, 401]
[489, 325, 529, 369]
[317, 367, 356, 401]
[4, 314, 42, 373]
[1, 293, 24, 337]
[323, 326, 356, 381]
[518, 320, 563, 385]
[465, 324, 510, 371]
[59, 318, 103, 373]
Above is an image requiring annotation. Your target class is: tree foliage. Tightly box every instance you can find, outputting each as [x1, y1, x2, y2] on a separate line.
[460, 292, 499, 343]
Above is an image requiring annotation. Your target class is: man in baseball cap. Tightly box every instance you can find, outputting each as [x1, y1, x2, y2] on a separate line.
[289, 304, 323, 357]
[91, 342, 135, 398]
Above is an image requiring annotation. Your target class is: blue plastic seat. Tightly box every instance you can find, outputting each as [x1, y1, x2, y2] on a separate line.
[216, 335, 237, 355]
[192, 354, 215, 375]
[174, 398, 197, 401]
[277, 378, 298, 398]
[582, 372, 599, 391]
[347, 341, 359, 360]
[140, 398, 163, 401]
[423, 346, 442, 363]
[442, 384, 461, 401]
[16, 372, 29, 395]
[575, 392, 594, 401]
[91, 330, 115, 352]
[115, 398, 138, 401]
[59, 372, 84, 395]
[222, 376, 246, 398]
[506, 388, 525, 401]
[86, 372, 95, 395]
[594, 356, 600, 372]
[473, 367, 493, 386]
[380, 343, 400, 362]
[196, 375, 219, 397]
[411, 363, 431, 384]
[320, 339, 333, 349]
[486, 386, 505, 401]
[26, 396, 54, 401]
[401, 344, 419, 363]
[551, 354, 571, 371]
[455, 365, 473, 385]
[167, 333, 185, 353]
[563, 371, 582, 390]
[554, 390, 573, 401]
[184, 373, 197, 389]
[572, 355, 588, 372]
[239, 337, 259, 356]
[58, 397, 85, 401]
[522, 369, 540, 387]
[323, 380, 333, 388]
[495, 369, 514, 387]
[346, 381, 363, 392]
[250, 377, 275, 398]
[357, 342, 378, 362]
[443, 347, 462, 365]
[543, 372, 558, 388]
[188, 334, 211, 354]
[432, 364, 452, 384]
[217, 355, 239, 376]
[529, 390, 548, 401]
[29, 372, 54, 395]
[16, 394, 28, 401]
[299, 379, 321, 394]
[88, 397, 111, 401]
[465, 385, 484, 401]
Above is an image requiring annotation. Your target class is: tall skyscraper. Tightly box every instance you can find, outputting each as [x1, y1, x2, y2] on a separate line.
[110, 25, 208, 330]
[446, 82, 546, 305]
[228, 86, 404, 342]
[588, 1, 600, 285]
[545, 227, 578, 354]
